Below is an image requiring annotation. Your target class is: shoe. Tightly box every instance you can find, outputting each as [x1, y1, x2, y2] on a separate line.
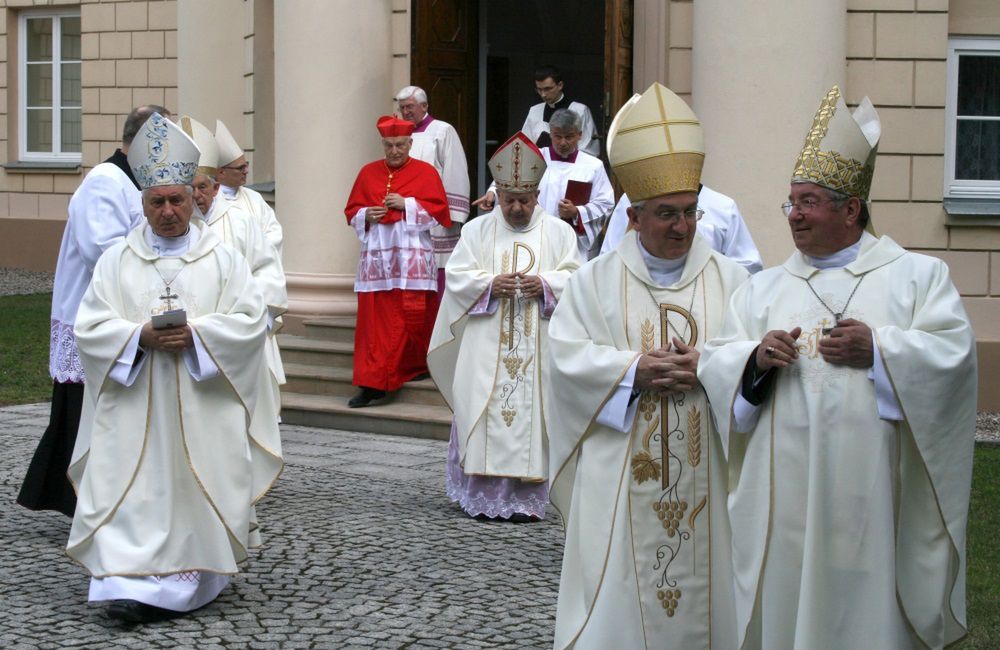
[348, 387, 387, 408]
[411, 372, 431, 382]
[107, 599, 184, 623]
[507, 513, 542, 523]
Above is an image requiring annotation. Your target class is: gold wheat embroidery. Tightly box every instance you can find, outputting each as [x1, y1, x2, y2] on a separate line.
[687, 406, 701, 468]
[501, 250, 510, 274]
[524, 301, 534, 337]
[640, 318, 654, 353]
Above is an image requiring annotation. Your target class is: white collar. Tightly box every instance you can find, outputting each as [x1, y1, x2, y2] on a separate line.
[220, 184, 238, 198]
[144, 224, 200, 257]
[638, 238, 687, 286]
[805, 233, 869, 270]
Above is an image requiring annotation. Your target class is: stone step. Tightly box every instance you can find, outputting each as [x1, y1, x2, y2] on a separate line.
[283, 363, 448, 407]
[278, 335, 353, 367]
[302, 317, 356, 344]
[281, 391, 452, 441]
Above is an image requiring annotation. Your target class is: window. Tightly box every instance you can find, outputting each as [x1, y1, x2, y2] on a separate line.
[944, 37, 1000, 200]
[18, 9, 81, 162]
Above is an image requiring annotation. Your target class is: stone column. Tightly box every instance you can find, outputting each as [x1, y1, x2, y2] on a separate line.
[274, 0, 395, 319]
[692, 0, 847, 265]
[177, 0, 244, 134]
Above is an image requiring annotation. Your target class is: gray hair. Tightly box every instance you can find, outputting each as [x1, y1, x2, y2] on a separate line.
[821, 186, 870, 228]
[395, 85, 428, 105]
[122, 104, 170, 146]
[142, 185, 194, 199]
[630, 198, 645, 212]
[549, 108, 581, 134]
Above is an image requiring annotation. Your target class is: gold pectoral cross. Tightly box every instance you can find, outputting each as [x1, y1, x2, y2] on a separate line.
[507, 242, 536, 350]
[659, 303, 699, 489]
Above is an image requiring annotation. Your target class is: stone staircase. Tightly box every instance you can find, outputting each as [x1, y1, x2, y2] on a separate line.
[278, 317, 452, 440]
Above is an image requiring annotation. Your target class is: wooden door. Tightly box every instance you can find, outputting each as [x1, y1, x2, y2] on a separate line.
[603, 0, 633, 130]
[411, 0, 479, 191]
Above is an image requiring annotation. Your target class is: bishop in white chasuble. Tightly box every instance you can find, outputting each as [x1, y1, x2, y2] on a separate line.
[546, 232, 745, 648]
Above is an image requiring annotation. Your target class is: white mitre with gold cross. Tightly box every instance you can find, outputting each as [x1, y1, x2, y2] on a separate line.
[127, 112, 200, 190]
[178, 115, 219, 178]
[607, 82, 704, 200]
[488, 132, 547, 193]
[791, 85, 881, 200]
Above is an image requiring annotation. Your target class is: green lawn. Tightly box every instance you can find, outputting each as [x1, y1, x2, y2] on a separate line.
[0, 292, 52, 406]
[0, 292, 996, 644]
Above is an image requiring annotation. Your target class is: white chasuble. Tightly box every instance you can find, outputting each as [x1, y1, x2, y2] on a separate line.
[699, 234, 976, 650]
[428, 206, 580, 481]
[68, 222, 281, 578]
[546, 232, 747, 649]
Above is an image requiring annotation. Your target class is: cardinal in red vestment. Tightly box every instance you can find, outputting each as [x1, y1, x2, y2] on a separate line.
[344, 116, 451, 407]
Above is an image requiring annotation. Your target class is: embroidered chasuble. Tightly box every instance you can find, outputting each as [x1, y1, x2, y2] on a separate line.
[699, 234, 976, 650]
[68, 222, 281, 578]
[428, 205, 580, 481]
[546, 232, 747, 649]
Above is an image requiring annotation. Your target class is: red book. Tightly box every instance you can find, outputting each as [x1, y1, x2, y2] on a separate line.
[564, 180, 592, 234]
[564, 180, 592, 206]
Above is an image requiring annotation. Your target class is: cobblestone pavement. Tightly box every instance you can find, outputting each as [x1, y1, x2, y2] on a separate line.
[0, 403, 564, 649]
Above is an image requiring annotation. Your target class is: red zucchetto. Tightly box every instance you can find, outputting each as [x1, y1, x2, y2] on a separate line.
[376, 115, 415, 137]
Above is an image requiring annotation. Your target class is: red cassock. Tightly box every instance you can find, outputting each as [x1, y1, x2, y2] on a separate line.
[344, 157, 451, 392]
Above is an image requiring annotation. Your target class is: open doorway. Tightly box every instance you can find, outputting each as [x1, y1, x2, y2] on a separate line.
[477, 0, 607, 195]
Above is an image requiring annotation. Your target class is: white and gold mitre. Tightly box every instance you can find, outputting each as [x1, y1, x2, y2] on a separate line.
[489, 132, 547, 193]
[214, 119, 244, 166]
[178, 115, 219, 177]
[791, 85, 881, 199]
[127, 112, 200, 190]
[607, 83, 703, 200]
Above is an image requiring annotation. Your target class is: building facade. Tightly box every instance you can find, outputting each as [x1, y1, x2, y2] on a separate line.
[0, 0, 996, 407]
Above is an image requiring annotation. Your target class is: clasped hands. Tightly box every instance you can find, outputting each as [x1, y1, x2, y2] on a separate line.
[140, 322, 194, 353]
[366, 193, 407, 223]
[755, 319, 873, 371]
[634, 337, 700, 395]
[557, 199, 578, 222]
[492, 272, 543, 300]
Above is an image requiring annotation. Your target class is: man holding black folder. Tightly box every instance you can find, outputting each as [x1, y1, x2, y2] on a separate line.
[475, 109, 613, 260]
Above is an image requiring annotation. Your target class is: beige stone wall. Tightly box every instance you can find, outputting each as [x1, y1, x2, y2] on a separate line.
[0, 0, 178, 233]
[846, 0, 1000, 342]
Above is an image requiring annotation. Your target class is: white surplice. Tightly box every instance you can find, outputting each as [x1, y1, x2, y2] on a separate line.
[68, 221, 282, 591]
[219, 184, 282, 256]
[536, 148, 614, 261]
[50, 159, 144, 382]
[410, 117, 471, 267]
[545, 232, 747, 649]
[428, 205, 581, 481]
[601, 186, 763, 274]
[699, 233, 976, 650]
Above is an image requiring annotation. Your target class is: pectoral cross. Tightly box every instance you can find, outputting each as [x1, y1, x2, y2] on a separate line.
[159, 286, 179, 311]
[659, 303, 700, 489]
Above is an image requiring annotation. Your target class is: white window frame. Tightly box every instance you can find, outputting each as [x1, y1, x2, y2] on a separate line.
[18, 8, 81, 163]
[944, 36, 1000, 200]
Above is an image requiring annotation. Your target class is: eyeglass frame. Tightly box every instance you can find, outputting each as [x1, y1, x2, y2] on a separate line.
[221, 163, 250, 173]
[642, 205, 705, 224]
[780, 196, 846, 217]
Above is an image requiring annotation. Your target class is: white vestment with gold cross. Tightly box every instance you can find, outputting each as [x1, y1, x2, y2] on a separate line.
[546, 231, 747, 649]
[428, 205, 580, 481]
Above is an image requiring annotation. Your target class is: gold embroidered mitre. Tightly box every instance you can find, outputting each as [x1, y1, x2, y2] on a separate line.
[179, 116, 219, 178]
[607, 83, 703, 201]
[489, 132, 547, 193]
[791, 86, 881, 200]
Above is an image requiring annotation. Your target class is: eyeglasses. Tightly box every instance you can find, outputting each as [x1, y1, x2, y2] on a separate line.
[780, 197, 839, 217]
[647, 207, 704, 224]
[222, 163, 249, 173]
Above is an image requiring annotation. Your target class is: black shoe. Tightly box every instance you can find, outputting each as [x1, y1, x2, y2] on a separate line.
[411, 372, 431, 382]
[348, 387, 387, 408]
[507, 513, 542, 523]
[107, 599, 184, 623]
